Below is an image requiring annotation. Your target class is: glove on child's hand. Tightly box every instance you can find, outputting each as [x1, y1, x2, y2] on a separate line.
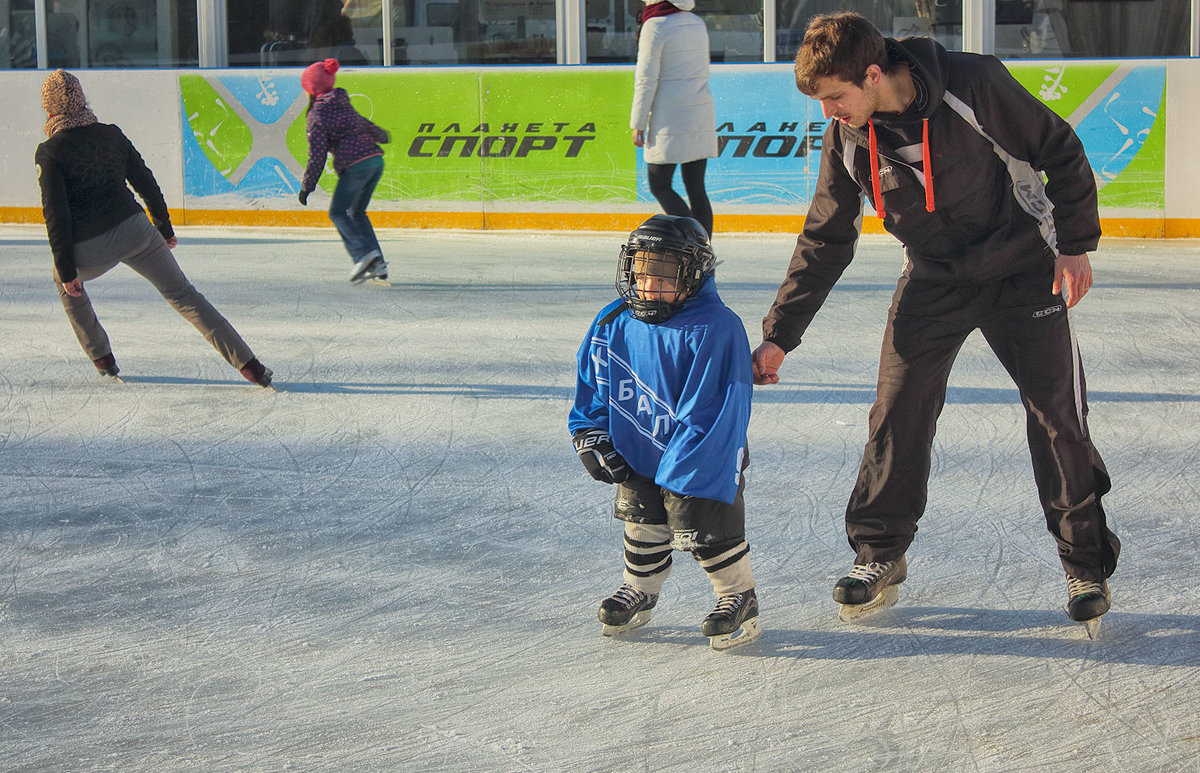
[573, 428, 630, 484]
[298, 190, 309, 206]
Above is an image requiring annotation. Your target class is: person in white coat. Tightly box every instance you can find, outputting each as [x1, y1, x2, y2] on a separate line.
[630, 0, 718, 237]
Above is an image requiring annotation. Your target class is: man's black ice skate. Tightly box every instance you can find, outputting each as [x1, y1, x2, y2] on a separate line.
[598, 583, 657, 636]
[1066, 575, 1110, 639]
[834, 556, 906, 622]
[702, 588, 761, 651]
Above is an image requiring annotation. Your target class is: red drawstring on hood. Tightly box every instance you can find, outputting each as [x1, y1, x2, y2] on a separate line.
[867, 119, 885, 220]
[867, 117, 936, 221]
[922, 118, 935, 213]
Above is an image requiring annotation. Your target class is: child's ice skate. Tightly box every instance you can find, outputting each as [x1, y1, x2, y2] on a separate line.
[834, 557, 906, 622]
[598, 583, 657, 636]
[702, 588, 761, 651]
[362, 257, 390, 287]
[348, 250, 382, 284]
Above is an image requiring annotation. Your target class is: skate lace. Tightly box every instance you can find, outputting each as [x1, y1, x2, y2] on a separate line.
[846, 561, 893, 583]
[710, 593, 744, 617]
[611, 584, 646, 609]
[1067, 576, 1105, 598]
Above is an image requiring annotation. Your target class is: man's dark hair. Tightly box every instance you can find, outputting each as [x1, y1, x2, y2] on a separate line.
[793, 12, 888, 96]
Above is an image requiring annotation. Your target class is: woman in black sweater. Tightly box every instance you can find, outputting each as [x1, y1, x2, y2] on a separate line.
[35, 69, 272, 387]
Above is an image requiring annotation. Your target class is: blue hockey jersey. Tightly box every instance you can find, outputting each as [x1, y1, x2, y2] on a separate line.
[568, 277, 752, 504]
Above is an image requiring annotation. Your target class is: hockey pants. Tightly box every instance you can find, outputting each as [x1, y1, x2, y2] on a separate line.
[613, 472, 754, 596]
[845, 266, 1120, 582]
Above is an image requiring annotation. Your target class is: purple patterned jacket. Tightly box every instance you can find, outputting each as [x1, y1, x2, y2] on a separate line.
[300, 88, 389, 194]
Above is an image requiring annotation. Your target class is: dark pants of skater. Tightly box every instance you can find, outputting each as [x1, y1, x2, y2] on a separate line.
[646, 159, 712, 237]
[844, 264, 1120, 582]
[55, 213, 255, 369]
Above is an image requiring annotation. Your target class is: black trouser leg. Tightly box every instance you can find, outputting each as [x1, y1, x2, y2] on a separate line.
[840, 277, 969, 561]
[845, 277, 972, 563]
[979, 270, 1119, 581]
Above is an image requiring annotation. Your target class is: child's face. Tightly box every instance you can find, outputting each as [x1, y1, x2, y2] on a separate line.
[633, 250, 681, 304]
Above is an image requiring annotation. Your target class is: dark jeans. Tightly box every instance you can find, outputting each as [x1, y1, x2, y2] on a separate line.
[329, 155, 384, 263]
[845, 265, 1120, 581]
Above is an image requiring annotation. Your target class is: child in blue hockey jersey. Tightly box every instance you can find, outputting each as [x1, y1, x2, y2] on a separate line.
[568, 214, 760, 650]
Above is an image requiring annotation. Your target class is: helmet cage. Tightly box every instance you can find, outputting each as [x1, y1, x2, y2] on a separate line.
[616, 219, 714, 323]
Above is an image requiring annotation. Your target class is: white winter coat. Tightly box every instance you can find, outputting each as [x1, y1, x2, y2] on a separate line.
[630, 12, 718, 165]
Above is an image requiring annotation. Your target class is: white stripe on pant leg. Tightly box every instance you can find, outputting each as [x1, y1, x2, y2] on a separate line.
[622, 522, 673, 595]
[697, 540, 755, 596]
[1066, 308, 1086, 429]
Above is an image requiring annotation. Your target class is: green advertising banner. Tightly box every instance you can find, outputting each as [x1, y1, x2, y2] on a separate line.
[183, 69, 634, 205]
[181, 63, 1166, 213]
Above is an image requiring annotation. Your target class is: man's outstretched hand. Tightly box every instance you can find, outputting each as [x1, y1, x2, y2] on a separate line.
[752, 341, 786, 385]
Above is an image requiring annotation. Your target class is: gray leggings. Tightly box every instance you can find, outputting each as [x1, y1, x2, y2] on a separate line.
[55, 214, 254, 370]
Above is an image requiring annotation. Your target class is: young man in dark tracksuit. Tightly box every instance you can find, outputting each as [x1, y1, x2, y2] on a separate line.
[753, 13, 1118, 626]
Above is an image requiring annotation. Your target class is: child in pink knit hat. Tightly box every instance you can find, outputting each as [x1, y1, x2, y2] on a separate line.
[298, 58, 392, 285]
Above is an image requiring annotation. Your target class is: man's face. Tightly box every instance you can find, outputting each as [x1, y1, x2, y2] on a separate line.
[811, 70, 881, 129]
[633, 250, 682, 304]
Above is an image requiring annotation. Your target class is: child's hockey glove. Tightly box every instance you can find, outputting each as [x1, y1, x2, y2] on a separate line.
[573, 428, 630, 484]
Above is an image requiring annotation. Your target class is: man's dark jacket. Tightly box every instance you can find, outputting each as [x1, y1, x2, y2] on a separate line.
[764, 37, 1100, 351]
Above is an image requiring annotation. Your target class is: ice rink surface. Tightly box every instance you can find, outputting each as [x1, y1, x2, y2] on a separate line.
[1, 223, 1198, 771]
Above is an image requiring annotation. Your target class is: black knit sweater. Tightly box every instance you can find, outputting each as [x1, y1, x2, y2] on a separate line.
[35, 123, 174, 283]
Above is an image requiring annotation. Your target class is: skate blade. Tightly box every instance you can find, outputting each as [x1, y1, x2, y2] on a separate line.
[708, 616, 762, 651]
[838, 585, 900, 622]
[1076, 615, 1103, 640]
[601, 609, 651, 637]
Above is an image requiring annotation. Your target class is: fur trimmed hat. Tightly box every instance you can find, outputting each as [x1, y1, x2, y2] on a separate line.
[302, 59, 340, 95]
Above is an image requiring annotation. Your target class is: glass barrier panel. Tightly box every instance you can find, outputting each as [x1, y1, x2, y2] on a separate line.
[775, 0, 963, 61]
[997, 0, 1189, 57]
[389, 0, 556, 65]
[230, 0, 384, 67]
[40, 0, 199, 68]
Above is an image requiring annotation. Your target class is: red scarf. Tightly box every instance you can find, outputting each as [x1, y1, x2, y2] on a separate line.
[639, 1, 682, 24]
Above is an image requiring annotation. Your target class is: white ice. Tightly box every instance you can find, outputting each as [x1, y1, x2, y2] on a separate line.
[1, 224, 1198, 771]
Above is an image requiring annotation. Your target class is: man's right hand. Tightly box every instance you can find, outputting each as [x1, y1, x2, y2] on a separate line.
[752, 341, 786, 385]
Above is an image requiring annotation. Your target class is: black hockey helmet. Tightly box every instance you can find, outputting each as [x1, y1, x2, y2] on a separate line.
[617, 214, 715, 323]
